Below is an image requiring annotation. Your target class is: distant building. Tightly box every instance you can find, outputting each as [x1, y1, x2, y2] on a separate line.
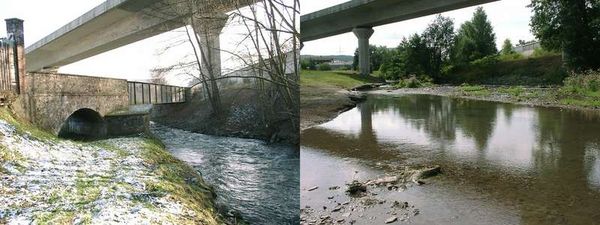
[514, 41, 540, 57]
[328, 59, 353, 70]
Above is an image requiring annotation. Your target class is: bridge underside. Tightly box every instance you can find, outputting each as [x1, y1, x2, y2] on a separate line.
[25, 0, 253, 72]
[300, 0, 498, 42]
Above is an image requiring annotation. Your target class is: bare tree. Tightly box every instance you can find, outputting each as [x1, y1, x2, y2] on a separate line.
[143, 0, 299, 128]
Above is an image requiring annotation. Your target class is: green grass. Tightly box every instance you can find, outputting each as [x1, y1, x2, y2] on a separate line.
[458, 84, 491, 97]
[300, 70, 383, 89]
[139, 137, 222, 224]
[498, 86, 525, 97]
[0, 107, 58, 143]
[34, 211, 76, 225]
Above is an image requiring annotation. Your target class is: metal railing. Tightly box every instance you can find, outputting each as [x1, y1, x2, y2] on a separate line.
[0, 36, 19, 93]
[127, 81, 187, 105]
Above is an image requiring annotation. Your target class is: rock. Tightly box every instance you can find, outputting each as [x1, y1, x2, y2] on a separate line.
[332, 205, 343, 212]
[385, 216, 398, 223]
[410, 166, 441, 185]
[328, 196, 334, 199]
[391, 201, 409, 209]
[348, 92, 367, 102]
[308, 186, 319, 191]
[346, 180, 367, 195]
[413, 209, 420, 216]
[366, 176, 399, 186]
[329, 186, 340, 190]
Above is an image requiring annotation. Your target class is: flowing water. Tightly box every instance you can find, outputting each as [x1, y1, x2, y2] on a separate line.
[301, 94, 600, 225]
[151, 124, 300, 224]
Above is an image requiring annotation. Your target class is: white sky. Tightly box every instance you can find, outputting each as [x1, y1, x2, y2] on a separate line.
[301, 0, 535, 56]
[0, 0, 532, 82]
[0, 0, 261, 86]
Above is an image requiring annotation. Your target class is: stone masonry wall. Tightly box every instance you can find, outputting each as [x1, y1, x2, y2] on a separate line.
[13, 72, 129, 134]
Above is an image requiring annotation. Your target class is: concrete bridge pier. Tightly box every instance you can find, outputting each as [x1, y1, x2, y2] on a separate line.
[192, 13, 228, 78]
[352, 27, 374, 76]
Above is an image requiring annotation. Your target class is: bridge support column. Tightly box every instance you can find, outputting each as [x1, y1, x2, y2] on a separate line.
[352, 27, 374, 76]
[5, 18, 25, 93]
[191, 13, 228, 78]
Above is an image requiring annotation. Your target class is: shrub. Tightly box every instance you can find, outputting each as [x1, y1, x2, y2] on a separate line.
[317, 63, 331, 71]
[470, 55, 499, 67]
[561, 70, 600, 95]
[394, 75, 434, 88]
[499, 52, 523, 61]
[532, 47, 560, 58]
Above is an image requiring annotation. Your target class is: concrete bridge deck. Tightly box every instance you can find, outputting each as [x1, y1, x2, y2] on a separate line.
[25, 0, 250, 72]
[300, 0, 498, 42]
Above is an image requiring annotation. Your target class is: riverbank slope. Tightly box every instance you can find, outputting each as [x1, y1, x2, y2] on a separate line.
[0, 108, 223, 224]
[300, 71, 382, 129]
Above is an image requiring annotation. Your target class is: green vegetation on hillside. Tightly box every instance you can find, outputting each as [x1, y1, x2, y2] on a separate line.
[444, 55, 567, 85]
[300, 70, 383, 89]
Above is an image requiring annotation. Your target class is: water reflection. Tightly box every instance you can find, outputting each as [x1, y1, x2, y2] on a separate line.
[302, 94, 600, 224]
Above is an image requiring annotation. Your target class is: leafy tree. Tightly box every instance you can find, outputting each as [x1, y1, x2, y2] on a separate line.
[452, 7, 497, 64]
[403, 34, 431, 77]
[423, 15, 455, 79]
[530, 0, 600, 71]
[500, 39, 516, 55]
[352, 45, 390, 73]
[380, 34, 430, 80]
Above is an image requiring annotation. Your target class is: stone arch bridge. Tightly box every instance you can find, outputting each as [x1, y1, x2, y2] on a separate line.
[0, 0, 253, 139]
[14, 72, 187, 139]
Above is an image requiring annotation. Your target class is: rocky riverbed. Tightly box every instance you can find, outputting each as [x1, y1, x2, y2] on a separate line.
[300, 164, 441, 225]
[0, 109, 222, 224]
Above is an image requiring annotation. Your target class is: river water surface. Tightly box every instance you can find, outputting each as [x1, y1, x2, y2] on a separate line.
[301, 94, 600, 225]
[151, 124, 300, 224]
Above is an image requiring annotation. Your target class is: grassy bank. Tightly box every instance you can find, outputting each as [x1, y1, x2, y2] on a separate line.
[0, 107, 223, 224]
[300, 70, 382, 89]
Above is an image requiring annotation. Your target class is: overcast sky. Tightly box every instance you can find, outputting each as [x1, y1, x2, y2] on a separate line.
[0, 0, 257, 86]
[301, 0, 535, 56]
[0, 0, 533, 82]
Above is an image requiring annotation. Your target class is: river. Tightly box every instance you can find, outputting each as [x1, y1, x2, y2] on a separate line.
[301, 94, 600, 225]
[151, 124, 300, 224]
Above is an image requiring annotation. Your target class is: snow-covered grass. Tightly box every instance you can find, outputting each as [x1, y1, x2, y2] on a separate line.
[0, 108, 222, 225]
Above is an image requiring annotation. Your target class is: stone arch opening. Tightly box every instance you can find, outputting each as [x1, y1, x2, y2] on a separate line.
[58, 108, 106, 140]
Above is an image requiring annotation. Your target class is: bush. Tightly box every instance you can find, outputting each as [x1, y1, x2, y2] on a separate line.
[499, 52, 524, 61]
[470, 55, 499, 67]
[443, 55, 567, 85]
[394, 75, 434, 88]
[561, 70, 600, 95]
[532, 47, 560, 58]
[317, 63, 331, 71]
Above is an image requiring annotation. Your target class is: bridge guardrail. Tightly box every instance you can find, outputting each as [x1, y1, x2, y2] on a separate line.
[127, 81, 188, 105]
